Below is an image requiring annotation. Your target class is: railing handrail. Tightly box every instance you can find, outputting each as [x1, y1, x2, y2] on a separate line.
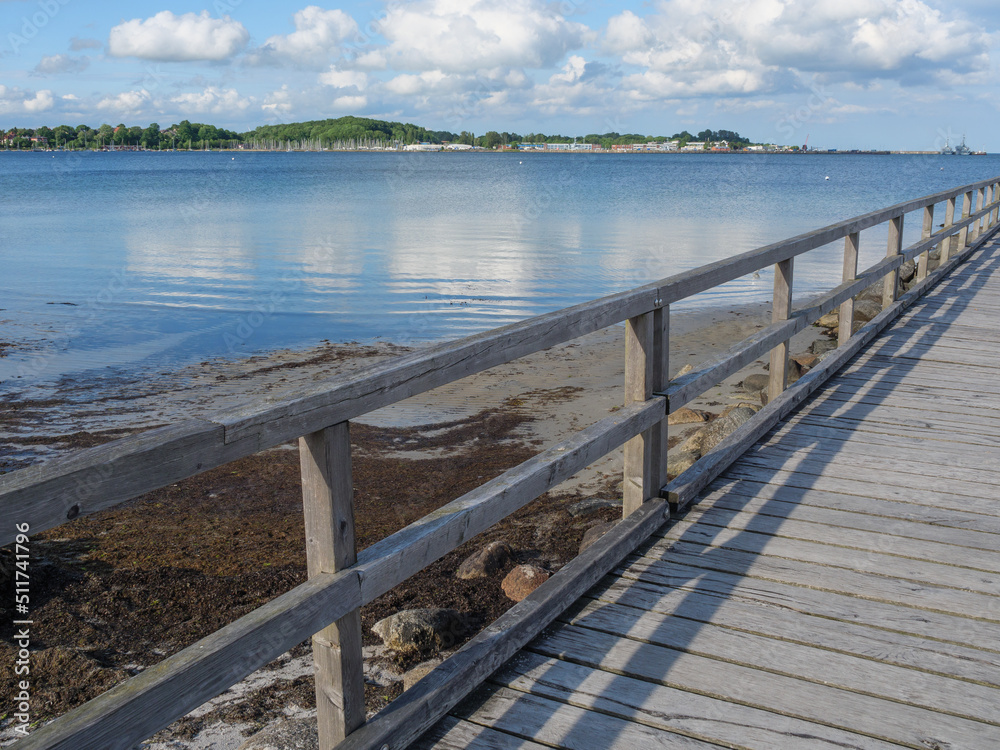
[6, 175, 1000, 750]
[3, 175, 997, 546]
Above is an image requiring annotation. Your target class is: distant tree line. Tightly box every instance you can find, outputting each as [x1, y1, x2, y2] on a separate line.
[1, 120, 242, 150]
[2, 116, 754, 151]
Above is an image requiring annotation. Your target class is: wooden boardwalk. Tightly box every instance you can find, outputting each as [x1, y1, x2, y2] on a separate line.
[420, 237, 1000, 747]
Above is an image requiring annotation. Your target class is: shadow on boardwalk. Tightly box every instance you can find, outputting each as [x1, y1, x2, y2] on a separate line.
[444, 235, 1000, 748]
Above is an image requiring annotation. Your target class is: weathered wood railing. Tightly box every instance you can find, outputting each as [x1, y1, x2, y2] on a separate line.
[4, 176, 1000, 750]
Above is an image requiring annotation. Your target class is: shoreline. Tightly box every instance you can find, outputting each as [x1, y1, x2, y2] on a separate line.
[1, 298, 806, 476]
[0, 300, 838, 749]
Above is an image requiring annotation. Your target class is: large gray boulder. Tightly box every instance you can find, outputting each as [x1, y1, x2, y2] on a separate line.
[667, 450, 700, 479]
[740, 373, 770, 393]
[811, 338, 837, 356]
[682, 406, 757, 455]
[853, 298, 883, 323]
[455, 541, 512, 580]
[899, 259, 916, 283]
[372, 608, 467, 654]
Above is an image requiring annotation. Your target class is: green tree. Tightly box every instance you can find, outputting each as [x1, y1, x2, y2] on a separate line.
[480, 131, 502, 149]
[174, 120, 195, 144]
[142, 123, 161, 149]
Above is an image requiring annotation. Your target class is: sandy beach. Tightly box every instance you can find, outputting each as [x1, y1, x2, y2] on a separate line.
[0, 300, 834, 748]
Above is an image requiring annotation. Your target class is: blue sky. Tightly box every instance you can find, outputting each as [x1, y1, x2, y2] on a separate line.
[2, 0, 999, 149]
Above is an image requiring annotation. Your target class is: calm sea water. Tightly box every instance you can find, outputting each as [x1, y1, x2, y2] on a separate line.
[2, 150, 999, 385]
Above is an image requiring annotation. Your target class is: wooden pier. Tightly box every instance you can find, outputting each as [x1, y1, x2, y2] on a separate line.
[4, 176, 1000, 750]
[420, 228, 1000, 749]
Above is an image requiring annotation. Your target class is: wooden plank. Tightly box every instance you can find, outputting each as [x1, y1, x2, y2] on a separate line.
[882, 215, 903, 306]
[768, 414, 1000, 456]
[804, 383, 1000, 418]
[859, 337, 1000, 367]
[704, 476, 1000, 540]
[650, 516, 1000, 596]
[795, 400, 1000, 436]
[685, 502, 1000, 574]
[734, 450, 1000, 495]
[299, 423, 365, 745]
[415, 715, 551, 750]
[454, 686, 722, 749]
[831, 365, 1000, 393]
[494, 651, 901, 750]
[839, 231, 860, 345]
[584, 578, 1000, 686]
[530, 625, 1000, 747]
[790, 413, 1000, 451]
[749, 434, 1000, 487]
[631, 539, 1000, 621]
[794, 401, 1000, 436]
[886, 319, 1000, 344]
[719, 464, 1000, 516]
[562, 598, 1000, 722]
[623, 312, 655, 515]
[336, 499, 670, 750]
[614, 556, 1000, 652]
[768, 257, 794, 401]
[703, 476, 1000, 536]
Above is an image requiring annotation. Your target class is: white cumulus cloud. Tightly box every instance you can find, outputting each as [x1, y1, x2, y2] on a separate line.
[377, 0, 591, 73]
[23, 89, 55, 113]
[603, 0, 992, 104]
[171, 87, 252, 114]
[250, 6, 359, 67]
[332, 94, 367, 109]
[319, 67, 369, 90]
[108, 11, 249, 62]
[97, 89, 153, 115]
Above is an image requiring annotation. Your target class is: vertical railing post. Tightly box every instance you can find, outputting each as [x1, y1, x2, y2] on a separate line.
[299, 422, 365, 747]
[992, 182, 1000, 226]
[882, 215, 904, 307]
[839, 232, 860, 346]
[651, 304, 669, 495]
[917, 204, 934, 282]
[957, 190, 973, 251]
[623, 304, 667, 517]
[972, 188, 985, 242]
[942, 196, 957, 263]
[768, 258, 794, 403]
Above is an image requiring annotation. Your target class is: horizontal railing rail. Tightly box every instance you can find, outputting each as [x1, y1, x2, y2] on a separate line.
[5, 175, 1000, 750]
